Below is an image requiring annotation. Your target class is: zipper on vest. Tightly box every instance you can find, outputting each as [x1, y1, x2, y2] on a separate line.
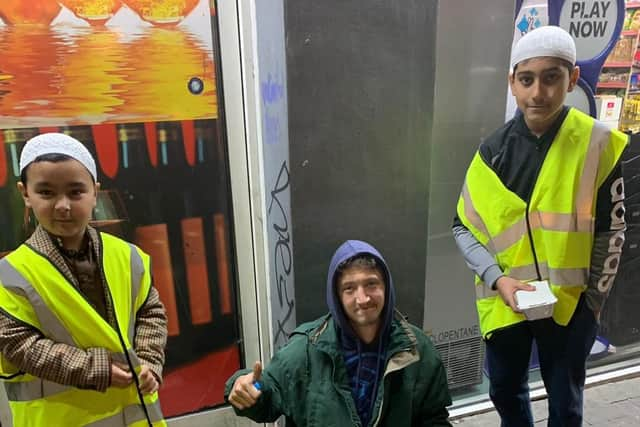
[23, 238, 155, 425]
[523, 132, 552, 282]
[525, 199, 542, 280]
[97, 239, 154, 427]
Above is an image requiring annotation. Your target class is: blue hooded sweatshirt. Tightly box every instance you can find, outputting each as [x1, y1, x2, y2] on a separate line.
[326, 240, 396, 427]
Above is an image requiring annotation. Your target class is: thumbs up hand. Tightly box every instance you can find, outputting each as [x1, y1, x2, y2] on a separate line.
[229, 361, 264, 410]
[252, 361, 263, 390]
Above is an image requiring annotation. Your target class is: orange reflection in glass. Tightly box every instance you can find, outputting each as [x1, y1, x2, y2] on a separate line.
[0, 27, 68, 127]
[58, 0, 123, 26]
[0, 27, 129, 126]
[123, 0, 199, 26]
[0, 0, 61, 25]
[56, 30, 129, 123]
[0, 26, 217, 127]
[115, 28, 217, 120]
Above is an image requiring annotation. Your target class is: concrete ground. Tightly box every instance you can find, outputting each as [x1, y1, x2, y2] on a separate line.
[452, 375, 640, 426]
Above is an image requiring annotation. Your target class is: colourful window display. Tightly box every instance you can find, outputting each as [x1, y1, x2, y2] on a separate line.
[0, 0, 239, 418]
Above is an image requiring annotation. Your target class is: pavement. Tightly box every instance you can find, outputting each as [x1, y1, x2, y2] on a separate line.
[1, 367, 638, 426]
[452, 375, 640, 426]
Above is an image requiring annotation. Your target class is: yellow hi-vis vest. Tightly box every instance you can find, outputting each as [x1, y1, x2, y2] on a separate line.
[457, 108, 627, 339]
[0, 232, 166, 427]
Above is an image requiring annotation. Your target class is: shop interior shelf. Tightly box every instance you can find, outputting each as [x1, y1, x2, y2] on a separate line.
[597, 81, 628, 88]
[604, 61, 634, 67]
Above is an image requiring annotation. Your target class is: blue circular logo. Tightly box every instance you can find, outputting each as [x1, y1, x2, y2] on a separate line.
[188, 77, 204, 95]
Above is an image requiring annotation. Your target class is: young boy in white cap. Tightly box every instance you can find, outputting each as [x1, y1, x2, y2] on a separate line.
[453, 26, 628, 426]
[0, 133, 168, 426]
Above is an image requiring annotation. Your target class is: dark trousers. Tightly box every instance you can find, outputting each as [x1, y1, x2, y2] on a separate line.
[485, 295, 599, 427]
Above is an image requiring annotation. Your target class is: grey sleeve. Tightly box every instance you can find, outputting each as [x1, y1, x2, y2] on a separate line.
[585, 162, 625, 314]
[452, 223, 504, 289]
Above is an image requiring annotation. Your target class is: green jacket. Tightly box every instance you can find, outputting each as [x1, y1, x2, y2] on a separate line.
[225, 312, 452, 426]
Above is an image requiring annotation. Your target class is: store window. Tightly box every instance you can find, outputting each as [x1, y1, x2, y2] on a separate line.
[286, 0, 640, 412]
[593, 0, 640, 368]
[597, 3, 640, 131]
[444, 0, 640, 408]
[0, 0, 242, 418]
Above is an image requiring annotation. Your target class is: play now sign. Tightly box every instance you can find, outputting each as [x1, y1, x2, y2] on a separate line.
[560, 0, 619, 61]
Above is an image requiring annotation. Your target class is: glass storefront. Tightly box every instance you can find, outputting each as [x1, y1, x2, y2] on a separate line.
[284, 0, 640, 415]
[0, 1, 252, 423]
[1, 1, 639, 424]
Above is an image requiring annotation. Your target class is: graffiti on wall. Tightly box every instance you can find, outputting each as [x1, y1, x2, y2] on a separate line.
[268, 160, 295, 348]
[260, 53, 296, 350]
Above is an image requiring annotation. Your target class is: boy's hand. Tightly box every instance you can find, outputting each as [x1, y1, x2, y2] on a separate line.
[495, 276, 535, 312]
[228, 361, 263, 410]
[110, 363, 133, 388]
[139, 365, 159, 394]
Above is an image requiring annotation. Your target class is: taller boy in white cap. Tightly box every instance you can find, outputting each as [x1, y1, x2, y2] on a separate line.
[0, 133, 168, 426]
[453, 26, 628, 426]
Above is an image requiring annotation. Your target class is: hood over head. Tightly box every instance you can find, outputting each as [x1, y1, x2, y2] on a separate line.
[326, 239, 396, 343]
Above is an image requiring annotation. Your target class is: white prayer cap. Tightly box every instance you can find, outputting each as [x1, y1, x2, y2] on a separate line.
[510, 26, 576, 69]
[19, 133, 97, 181]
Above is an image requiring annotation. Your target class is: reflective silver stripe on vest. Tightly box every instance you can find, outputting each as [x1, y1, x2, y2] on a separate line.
[142, 398, 164, 424]
[465, 121, 610, 255]
[127, 348, 142, 370]
[507, 263, 542, 282]
[461, 192, 596, 255]
[490, 218, 528, 254]
[0, 259, 75, 346]
[529, 211, 594, 233]
[475, 263, 588, 300]
[4, 379, 70, 402]
[85, 399, 164, 426]
[461, 183, 496, 254]
[128, 244, 144, 343]
[5, 376, 164, 426]
[575, 120, 610, 217]
[475, 284, 498, 299]
[490, 211, 595, 253]
[549, 267, 589, 285]
[509, 262, 588, 286]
